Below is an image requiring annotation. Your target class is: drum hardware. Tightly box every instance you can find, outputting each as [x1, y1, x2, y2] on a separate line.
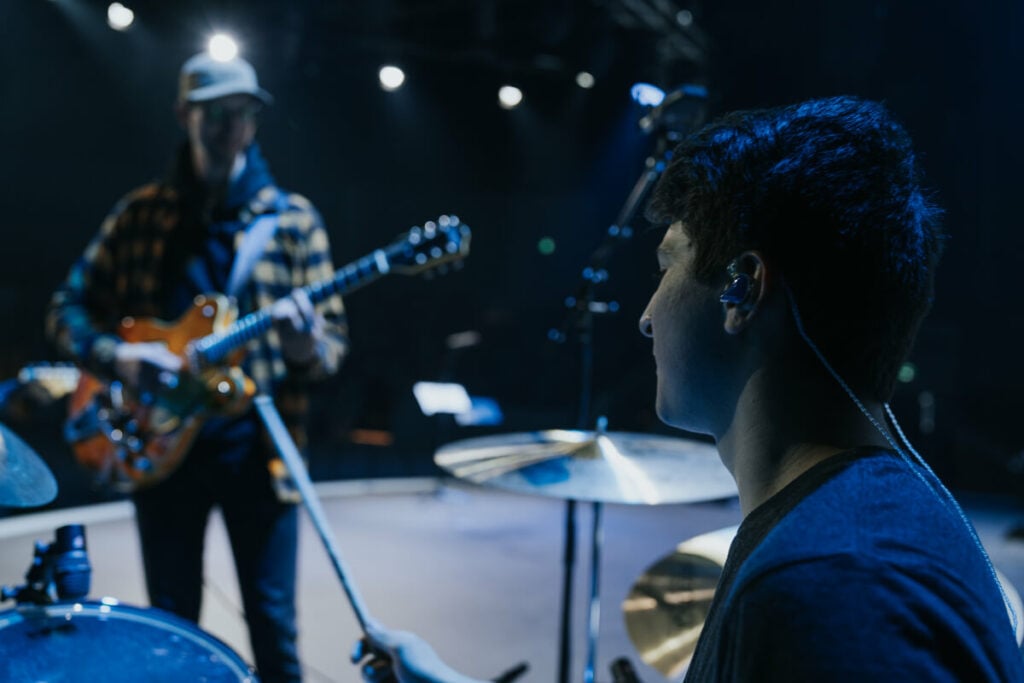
[434, 426, 736, 683]
[0, 421, 58, 508]
[0, 523, 257, 681]
[1, 524, 90, 606]
[0, 601, 256, 681]
[536, 86, 707, 683]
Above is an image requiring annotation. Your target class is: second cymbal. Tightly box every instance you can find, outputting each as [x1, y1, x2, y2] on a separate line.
[623, 526, 736, 679]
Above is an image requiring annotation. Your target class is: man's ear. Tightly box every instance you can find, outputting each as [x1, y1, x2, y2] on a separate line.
[721, 251, 769, 335]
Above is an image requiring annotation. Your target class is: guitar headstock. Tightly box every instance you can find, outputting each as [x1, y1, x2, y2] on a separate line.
[386, 215, 471, 276]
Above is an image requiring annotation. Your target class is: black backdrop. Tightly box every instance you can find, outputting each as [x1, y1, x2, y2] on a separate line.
[1, 0, 1022, 509]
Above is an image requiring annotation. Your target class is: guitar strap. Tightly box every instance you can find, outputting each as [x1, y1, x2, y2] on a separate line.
[184, 214, 279, 304]
[225, 196, 285, 300]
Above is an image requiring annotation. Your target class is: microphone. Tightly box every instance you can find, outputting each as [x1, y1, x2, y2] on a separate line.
[638, 84, 709, 136]
[51, 524, 91, 600]
[1, 524, 92, 605]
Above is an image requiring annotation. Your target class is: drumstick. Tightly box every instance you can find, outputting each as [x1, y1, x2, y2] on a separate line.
[253, 395, 374, 632]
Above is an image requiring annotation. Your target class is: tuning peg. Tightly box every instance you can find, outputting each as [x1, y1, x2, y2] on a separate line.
[435, 264, 450, 277]
[424, 221, 437, 238]
[408, 227, 422, 244]
[439, 215, 451, 227]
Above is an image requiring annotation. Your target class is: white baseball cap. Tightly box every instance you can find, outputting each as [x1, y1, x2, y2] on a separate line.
[178, 53, 273, 105]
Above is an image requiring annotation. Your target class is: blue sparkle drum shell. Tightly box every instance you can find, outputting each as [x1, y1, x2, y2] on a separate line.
[0, 599, 257, 682]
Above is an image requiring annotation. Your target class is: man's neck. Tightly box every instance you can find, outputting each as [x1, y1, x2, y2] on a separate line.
[717, 366, 892, 516]
[193, 150, 246, 188]
[191, 152, 247, 216]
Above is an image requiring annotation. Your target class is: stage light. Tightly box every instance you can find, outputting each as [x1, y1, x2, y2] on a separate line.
[208, 33, 239, 62]
[379, 65, 405, 91]
[498, 85, 523, 110]
[575, 71, 595, 89]
[631, 83, 665, 107]
[106, 3, 134, 31]
[538, 237, 556, 255]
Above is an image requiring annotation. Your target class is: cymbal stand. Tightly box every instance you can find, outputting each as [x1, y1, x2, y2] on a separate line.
[253, 395, 374, 632]
[553, 137, 677, 683]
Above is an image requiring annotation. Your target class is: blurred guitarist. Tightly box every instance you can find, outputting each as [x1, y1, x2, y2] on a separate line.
[46, 51, 348, 683]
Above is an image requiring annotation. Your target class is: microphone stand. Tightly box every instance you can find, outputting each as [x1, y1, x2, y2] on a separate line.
[553, 134, 675, 683]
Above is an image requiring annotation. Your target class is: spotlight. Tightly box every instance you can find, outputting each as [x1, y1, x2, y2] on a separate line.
[378, 65, 405, 92]
[630, 82, 665, 107]
[107, 2, 134, 31]
[575, 71, 595, 89]
[498, 85, 523, 110]
[208, 33, 239, 62]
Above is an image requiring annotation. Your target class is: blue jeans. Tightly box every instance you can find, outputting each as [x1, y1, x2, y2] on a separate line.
[133, 429, 300, 683]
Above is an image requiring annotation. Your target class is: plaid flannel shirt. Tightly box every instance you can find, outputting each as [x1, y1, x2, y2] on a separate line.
[47, 180, 348, 447]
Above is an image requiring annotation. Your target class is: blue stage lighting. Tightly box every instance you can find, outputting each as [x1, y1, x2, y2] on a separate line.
[630, 83, 665, 107]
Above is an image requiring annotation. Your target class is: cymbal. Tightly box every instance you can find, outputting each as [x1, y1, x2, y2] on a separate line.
[434, 430, 736, 505]
[626, 531, 1024, 679]
[0, 422, 58, 508]
[623, 526, 736, 678]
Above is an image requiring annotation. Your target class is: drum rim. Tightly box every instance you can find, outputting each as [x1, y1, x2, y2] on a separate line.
[0, 599, 256, 680]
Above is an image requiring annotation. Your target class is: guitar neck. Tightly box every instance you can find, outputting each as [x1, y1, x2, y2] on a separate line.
[192, 248, 392, 366]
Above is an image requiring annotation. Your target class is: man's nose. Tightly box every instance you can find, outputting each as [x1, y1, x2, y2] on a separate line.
[639, 313, 653, 338]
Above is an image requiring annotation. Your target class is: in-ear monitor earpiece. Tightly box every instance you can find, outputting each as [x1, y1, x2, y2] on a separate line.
[719, 272, 753, 305]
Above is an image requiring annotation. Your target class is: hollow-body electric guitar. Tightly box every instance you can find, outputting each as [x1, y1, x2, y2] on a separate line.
[65, 216, 470, 492]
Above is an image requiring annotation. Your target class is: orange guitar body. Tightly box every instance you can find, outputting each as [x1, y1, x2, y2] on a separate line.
[66, 294, 256, 492]
[63, 217, 472, 492]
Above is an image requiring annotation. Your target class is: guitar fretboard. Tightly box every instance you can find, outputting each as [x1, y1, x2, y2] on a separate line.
[192, 249, 391, 366]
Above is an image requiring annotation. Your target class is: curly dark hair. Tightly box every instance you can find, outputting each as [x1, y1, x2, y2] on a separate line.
[647, 96, 944, 401]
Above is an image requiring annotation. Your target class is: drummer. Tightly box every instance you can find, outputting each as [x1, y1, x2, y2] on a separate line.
[354, 97, 1024, 681]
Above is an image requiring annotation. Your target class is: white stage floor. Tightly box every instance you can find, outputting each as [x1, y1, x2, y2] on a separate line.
[0, 478, 1021, 682]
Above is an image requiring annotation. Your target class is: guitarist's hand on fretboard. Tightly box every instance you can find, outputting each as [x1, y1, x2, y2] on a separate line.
[270, 289, 325, 366]
[114, 342, 183, 397]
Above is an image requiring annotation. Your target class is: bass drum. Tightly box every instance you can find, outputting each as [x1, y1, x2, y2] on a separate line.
[0, 599, 256, 682]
